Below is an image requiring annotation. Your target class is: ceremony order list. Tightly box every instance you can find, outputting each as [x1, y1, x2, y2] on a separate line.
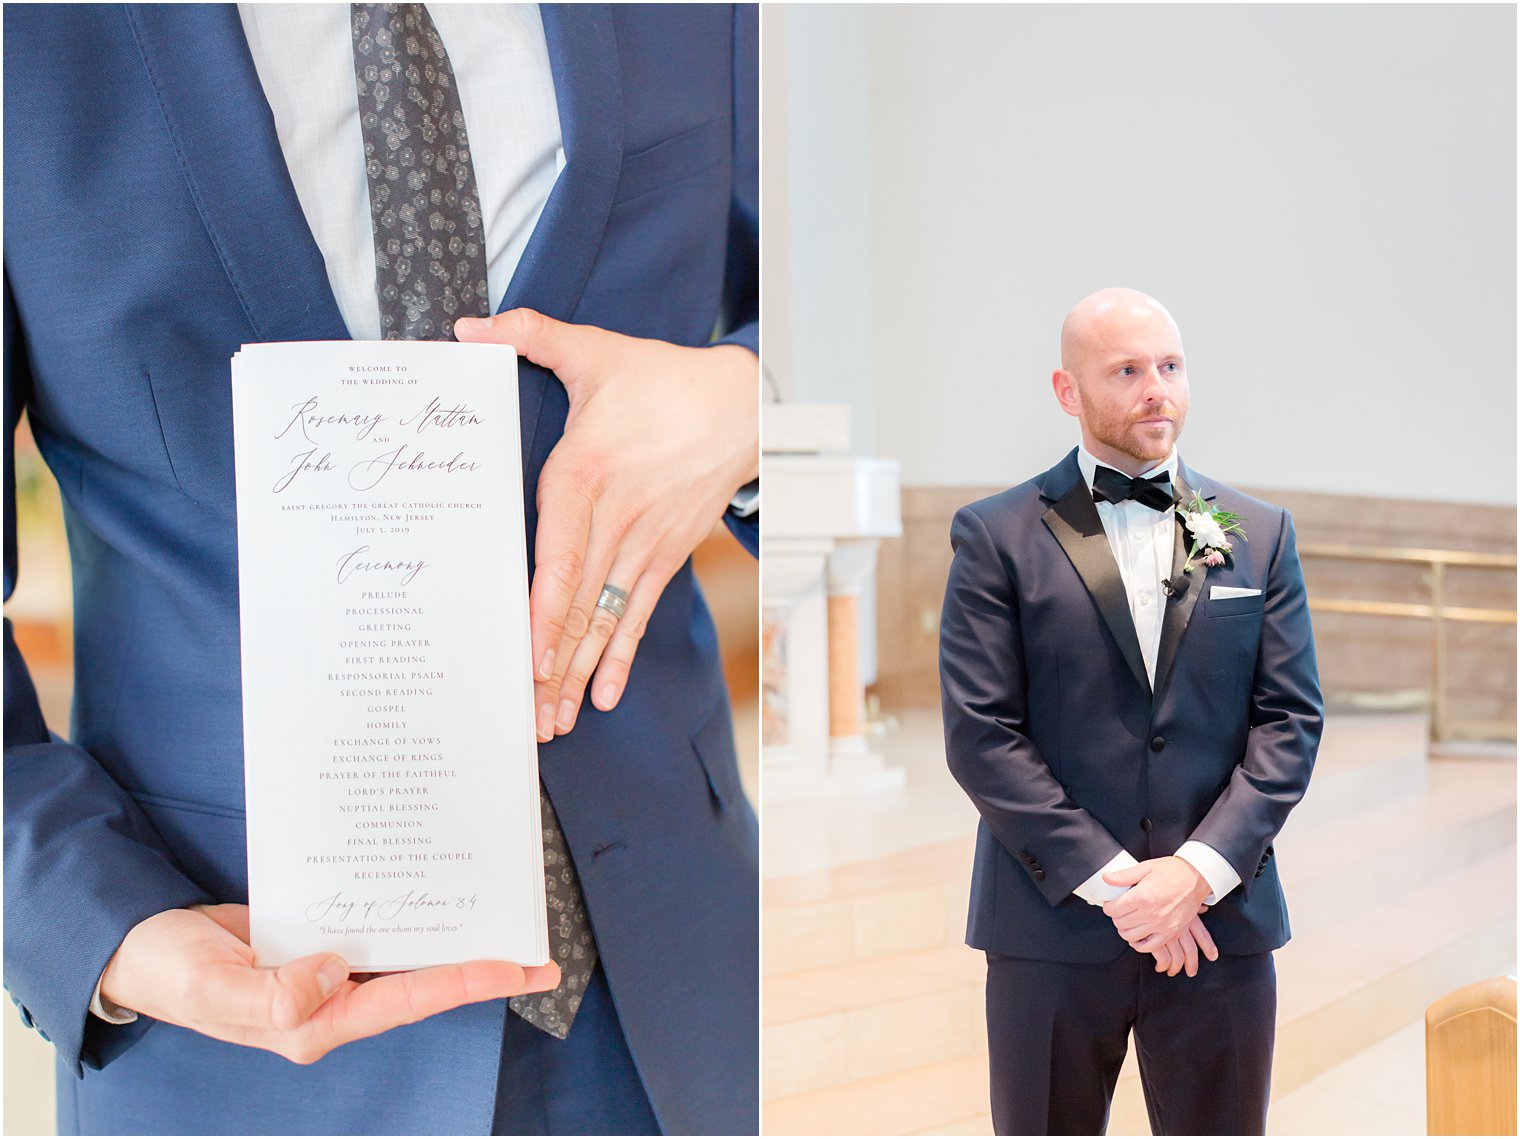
[232, 340, 547, 972]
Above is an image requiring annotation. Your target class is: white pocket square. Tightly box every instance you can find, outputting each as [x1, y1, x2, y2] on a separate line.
[1210, 586, 1262, 599]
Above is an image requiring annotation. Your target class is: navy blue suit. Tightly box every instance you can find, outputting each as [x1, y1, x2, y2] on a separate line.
[939, 451, 1322, 1134]
[4, 5, 757, 1134]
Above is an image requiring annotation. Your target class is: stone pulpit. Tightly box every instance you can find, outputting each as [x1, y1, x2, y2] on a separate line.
[761, 404, 904, 801]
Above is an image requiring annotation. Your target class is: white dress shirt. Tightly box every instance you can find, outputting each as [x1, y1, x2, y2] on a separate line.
[91, 4, 564, 1027]
[1068, 445, 1242, 908]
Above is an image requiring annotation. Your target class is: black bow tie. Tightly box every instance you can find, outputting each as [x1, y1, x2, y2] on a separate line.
[1092, 465, 1174, 512]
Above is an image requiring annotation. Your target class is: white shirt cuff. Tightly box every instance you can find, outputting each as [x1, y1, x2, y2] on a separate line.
[1175, 840, 1241, 905]
[90, 976, 138, 1025]
[1071, 849, 1140, 906]
[728, 479, 759, 518]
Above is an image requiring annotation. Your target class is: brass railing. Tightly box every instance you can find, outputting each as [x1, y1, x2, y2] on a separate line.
[1298, 543, 1517, 742]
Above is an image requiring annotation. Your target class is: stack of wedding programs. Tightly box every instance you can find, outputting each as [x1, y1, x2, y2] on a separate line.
[231, 340, 546, 972]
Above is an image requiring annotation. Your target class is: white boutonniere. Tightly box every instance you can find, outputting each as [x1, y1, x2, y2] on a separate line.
[1177, 490, 1246, 574]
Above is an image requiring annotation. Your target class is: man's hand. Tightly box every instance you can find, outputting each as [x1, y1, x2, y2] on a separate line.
[455, 310, 758, 742]
[1101, 855, 1213, 953]
[98, 905, 559, 1064]
[1148, 915, 1219, 978]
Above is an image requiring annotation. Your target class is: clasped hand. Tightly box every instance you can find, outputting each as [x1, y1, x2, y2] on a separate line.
[455, 310, 758, 742]
[99, 905, 558, 1064]
[1102, 856, 1218, 978]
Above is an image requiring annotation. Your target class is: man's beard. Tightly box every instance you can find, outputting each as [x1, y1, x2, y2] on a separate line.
[1089, 407, 1184, 466]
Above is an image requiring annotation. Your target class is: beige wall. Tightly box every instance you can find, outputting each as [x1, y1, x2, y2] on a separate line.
[876, 485, 1516, 738]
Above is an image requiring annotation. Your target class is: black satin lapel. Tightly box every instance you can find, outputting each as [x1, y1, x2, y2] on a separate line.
[1153, 474, 1207, 710]
[1042, 480, 1151, 697]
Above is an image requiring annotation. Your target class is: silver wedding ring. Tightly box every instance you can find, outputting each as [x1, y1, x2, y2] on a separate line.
[595, 584, 629, 621]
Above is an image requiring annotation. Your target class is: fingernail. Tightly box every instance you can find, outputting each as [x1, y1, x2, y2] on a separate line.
[317, 957, 348, 998]
[455, 316, 487, 337]
[537, 702, 555, 740]
[555, 699, 577, 732]
[538, 649, 555, 680]
[594, 683, 619, 711]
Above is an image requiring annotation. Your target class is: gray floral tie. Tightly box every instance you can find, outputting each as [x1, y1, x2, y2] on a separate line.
[351, 2, 489, 339]
[508, 785, 598, 1039]
[351, 3, 596, 1037]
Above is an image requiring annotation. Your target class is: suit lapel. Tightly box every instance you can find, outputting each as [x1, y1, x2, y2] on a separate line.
[1040, 455, 1151, 697]
[506, 5, 623, 321]
[126, 5, 348, 344]
[1151, 466, 1215, 710]
[505, 5, 624, 466]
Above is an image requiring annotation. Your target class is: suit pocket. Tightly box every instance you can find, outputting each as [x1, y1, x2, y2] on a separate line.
[614, 117, 728, 206]
[131, 792, 249, 903]
[1207, 592, 1266, 618]
[689, 696, 743, 811]
[143, 360, 236, 514]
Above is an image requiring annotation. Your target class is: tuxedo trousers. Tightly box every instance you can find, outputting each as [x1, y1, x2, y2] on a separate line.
[493, 965, 658, 1135]
[985, 949, 1275, 1136]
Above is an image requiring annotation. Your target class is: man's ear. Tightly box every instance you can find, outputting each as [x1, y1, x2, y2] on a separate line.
[1052, 369, 1081, 418]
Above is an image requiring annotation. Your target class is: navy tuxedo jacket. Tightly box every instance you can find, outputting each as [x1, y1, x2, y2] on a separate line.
[940, 450, 1322, 964]
[3, 5, 757, 1134]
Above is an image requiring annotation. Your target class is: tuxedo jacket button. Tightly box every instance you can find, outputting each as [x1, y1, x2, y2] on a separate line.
[1140, 817, 1153, 832]
[1149, 736, 1166, 752]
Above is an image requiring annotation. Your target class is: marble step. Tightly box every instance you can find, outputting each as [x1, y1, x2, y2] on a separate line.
[763, 839, 970, 977]
[764, 943, 986, 1102]
[1286, 714, 1430, 828]
[1274, 844, 1515, 1090]
[762, 1052, 993, 1137]
[1277, 755, 1514, 933]
[1265, 1017, 1427, 1136]
[760, 845, 1507, 1131]
[764, 724, 1478, 979]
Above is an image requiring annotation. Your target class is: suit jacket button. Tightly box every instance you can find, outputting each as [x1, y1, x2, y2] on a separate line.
[1150, 736, 1166, 752]
[1140, 817, 1153, 832]
[1032, 869, 1047, 881]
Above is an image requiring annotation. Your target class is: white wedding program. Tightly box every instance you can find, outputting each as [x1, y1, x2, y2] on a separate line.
[232, 341, 546, 972]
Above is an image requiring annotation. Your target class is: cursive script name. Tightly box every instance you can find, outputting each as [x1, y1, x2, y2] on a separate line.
[348, 445, 481, 492]
[273, 446, 334, 494]
[399, 397, 484, 434]
[277, 396, 387, 443]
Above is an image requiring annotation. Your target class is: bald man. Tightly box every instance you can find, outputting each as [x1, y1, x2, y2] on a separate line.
[939, 289, 1322, 1135]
